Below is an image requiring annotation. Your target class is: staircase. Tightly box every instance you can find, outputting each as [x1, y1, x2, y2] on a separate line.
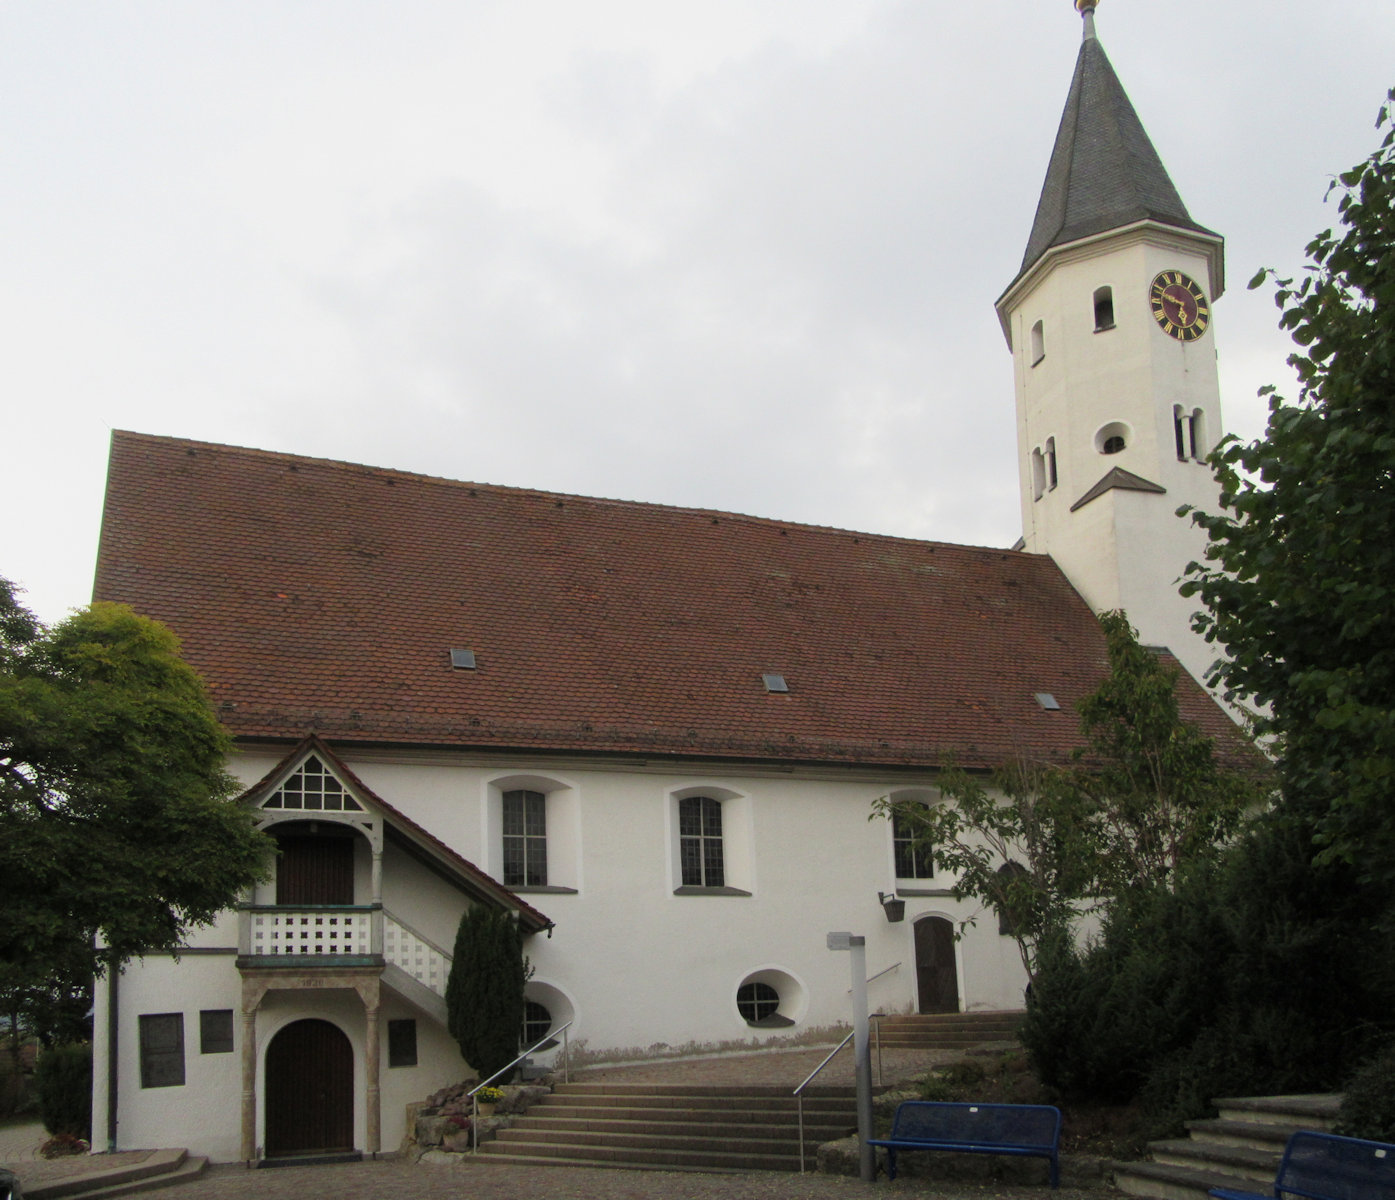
[474, 1082, 858, 1172]
[24, 1149, 207, 1200]
[874, 1010, 1024, 1050]
[1111, 1094, 1342, 1200]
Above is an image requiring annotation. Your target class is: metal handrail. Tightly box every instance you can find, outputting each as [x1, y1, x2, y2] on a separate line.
[468, 1019, 573, 1149]
[865, 961, 901, 985]
[792, 1028, 855, 1174]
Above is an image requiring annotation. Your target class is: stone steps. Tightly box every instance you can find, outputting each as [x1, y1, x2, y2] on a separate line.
[1110, 1094, 1342, 1200]
[25, 1150, 206, 1200]
[474, 1082, 857, 1173]
[874, 1010, 1024, 1049]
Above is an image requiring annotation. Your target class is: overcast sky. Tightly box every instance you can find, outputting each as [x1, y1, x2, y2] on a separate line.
[3, 1, 1393, 624]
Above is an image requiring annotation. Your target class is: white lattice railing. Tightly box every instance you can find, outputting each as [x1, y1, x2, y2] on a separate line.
[383, 913, 452, 998]
[245, 906, 376, 957]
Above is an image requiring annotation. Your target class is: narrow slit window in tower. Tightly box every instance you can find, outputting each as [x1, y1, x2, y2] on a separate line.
[1093, 286, 1115, 331]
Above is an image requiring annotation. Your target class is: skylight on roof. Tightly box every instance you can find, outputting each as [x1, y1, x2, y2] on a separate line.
[1035, 692, 1061, 711]
[450, 648, 477, 670]
[763, 674, 790, 693]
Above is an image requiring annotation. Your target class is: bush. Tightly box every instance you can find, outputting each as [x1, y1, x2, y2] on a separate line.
[1022, 811, 1395, 1123]
[1335, 1044, 1395, 1142]
[40, 1132, 89, 1158]
[445, 907, 527, 1084]
[34, 1042, 91, 1140]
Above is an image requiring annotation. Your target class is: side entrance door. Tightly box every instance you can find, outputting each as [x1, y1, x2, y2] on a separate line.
[275, 831, 355, 905]
[264, 1018, 354, 1157]
[914, 915, 959, 1013]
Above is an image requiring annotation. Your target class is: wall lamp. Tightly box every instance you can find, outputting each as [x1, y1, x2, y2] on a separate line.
[878, 891, 906, 923]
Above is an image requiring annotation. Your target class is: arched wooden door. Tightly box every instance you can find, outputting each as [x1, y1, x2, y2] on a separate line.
[914, 916, 959, 1014]
[264, 1019, 354, 1157]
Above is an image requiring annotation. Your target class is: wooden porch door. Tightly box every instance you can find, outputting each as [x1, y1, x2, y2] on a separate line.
[264, 1019, 354, 1157]
[914, 916, 959, 1013]
[275, 833, 355, 905]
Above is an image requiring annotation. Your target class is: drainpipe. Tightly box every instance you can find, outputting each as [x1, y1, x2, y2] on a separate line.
[106, 954, 119, 1152]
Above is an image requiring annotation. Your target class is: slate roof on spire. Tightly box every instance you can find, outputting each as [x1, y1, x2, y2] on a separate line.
[1017, 28, 1217, 277]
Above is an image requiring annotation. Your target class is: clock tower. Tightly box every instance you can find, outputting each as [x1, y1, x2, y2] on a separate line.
[994, 0, 1227, 692]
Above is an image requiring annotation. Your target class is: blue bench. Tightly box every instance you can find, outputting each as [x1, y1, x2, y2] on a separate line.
[867, 1100, 1062, 1186]
[1209, 1129, 1395, 1200]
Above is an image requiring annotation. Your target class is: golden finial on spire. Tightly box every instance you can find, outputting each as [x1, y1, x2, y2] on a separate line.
[1075, 0, 1098, 11]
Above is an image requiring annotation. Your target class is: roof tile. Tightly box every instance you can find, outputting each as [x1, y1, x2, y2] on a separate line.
[94, 432, 1246, 770]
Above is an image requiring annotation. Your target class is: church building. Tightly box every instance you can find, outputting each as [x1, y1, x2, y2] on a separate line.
[89, 1, 1243, 1165]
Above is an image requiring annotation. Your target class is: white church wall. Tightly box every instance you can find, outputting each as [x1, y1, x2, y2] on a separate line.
[101, 748, 1034, 1160]
[96, 954, 245, 1162]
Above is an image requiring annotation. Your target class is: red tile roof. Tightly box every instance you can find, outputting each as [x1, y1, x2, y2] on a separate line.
[94, 431, 1246, 770]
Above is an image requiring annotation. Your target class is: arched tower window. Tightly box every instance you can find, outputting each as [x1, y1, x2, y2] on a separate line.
[1031, 447, 1046, 501]
[1030, 320, 1045, 365]
[1190, 408, 1207, 460]
[1045, 437, 1058, 490]
[1093, 286, 1115, 331]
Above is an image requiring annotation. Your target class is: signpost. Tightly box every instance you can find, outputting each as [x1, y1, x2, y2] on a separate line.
[827, 931, 875, 1182]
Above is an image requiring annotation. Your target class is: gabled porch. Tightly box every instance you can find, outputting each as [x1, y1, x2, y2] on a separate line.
[231, 737, 551, 1163]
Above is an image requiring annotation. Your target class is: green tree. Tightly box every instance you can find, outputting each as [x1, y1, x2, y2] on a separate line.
[873, 757, 1093, 982]
[1072, 611, 1258, 897]
[0, 577, 271, 1002]
[445, 905, 527, 1084]
[1181, 89, 1395, 892]
[874, 612, 1258, 981]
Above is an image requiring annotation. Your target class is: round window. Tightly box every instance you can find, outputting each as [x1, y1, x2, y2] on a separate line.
[1095, 420, 1132, 455]
[522, 999, 552, 1046]
[737, 982, 780, 1025]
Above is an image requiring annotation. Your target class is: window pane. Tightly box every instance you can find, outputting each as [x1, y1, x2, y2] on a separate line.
[703, 840, 725, 887]
[678, 796, 724, 886]
[680, 836, 703, 886]
[502, 790, 547, 886]
[199, 1009, 234, 1054]
[139, 1013, 185, 1088]
[388, 1019, 418, 1068]
[522, 1000, 552, 1046]
[737, 982, 780, 1024]
[893, 808, 933, 879]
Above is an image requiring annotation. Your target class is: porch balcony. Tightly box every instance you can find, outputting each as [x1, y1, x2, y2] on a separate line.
[236, 906, 453, 1002]
[239, 904, 380, 964]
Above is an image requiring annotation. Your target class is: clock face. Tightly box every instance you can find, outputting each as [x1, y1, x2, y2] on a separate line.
[1149, 271, 1210, 341]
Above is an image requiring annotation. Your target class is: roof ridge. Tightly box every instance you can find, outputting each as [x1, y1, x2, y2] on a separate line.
[109, 429, 1022, 558]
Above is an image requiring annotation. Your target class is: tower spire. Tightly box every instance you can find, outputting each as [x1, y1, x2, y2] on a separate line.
[1011, 4, 1218, 287]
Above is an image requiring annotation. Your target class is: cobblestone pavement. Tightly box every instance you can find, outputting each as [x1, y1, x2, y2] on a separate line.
[0, 1121, 43, 1163]
[183, 1158, 1104, 1200]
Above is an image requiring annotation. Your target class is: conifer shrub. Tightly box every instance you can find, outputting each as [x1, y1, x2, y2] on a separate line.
[445, 906, 526, 1085]
[1022, 812, 1395, 1127]
[34, 1042, 91, 1140]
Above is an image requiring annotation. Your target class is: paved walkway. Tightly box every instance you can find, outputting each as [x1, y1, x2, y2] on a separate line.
[0, 1120, 44, 1163]
[570, 1041, 977, 1088]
